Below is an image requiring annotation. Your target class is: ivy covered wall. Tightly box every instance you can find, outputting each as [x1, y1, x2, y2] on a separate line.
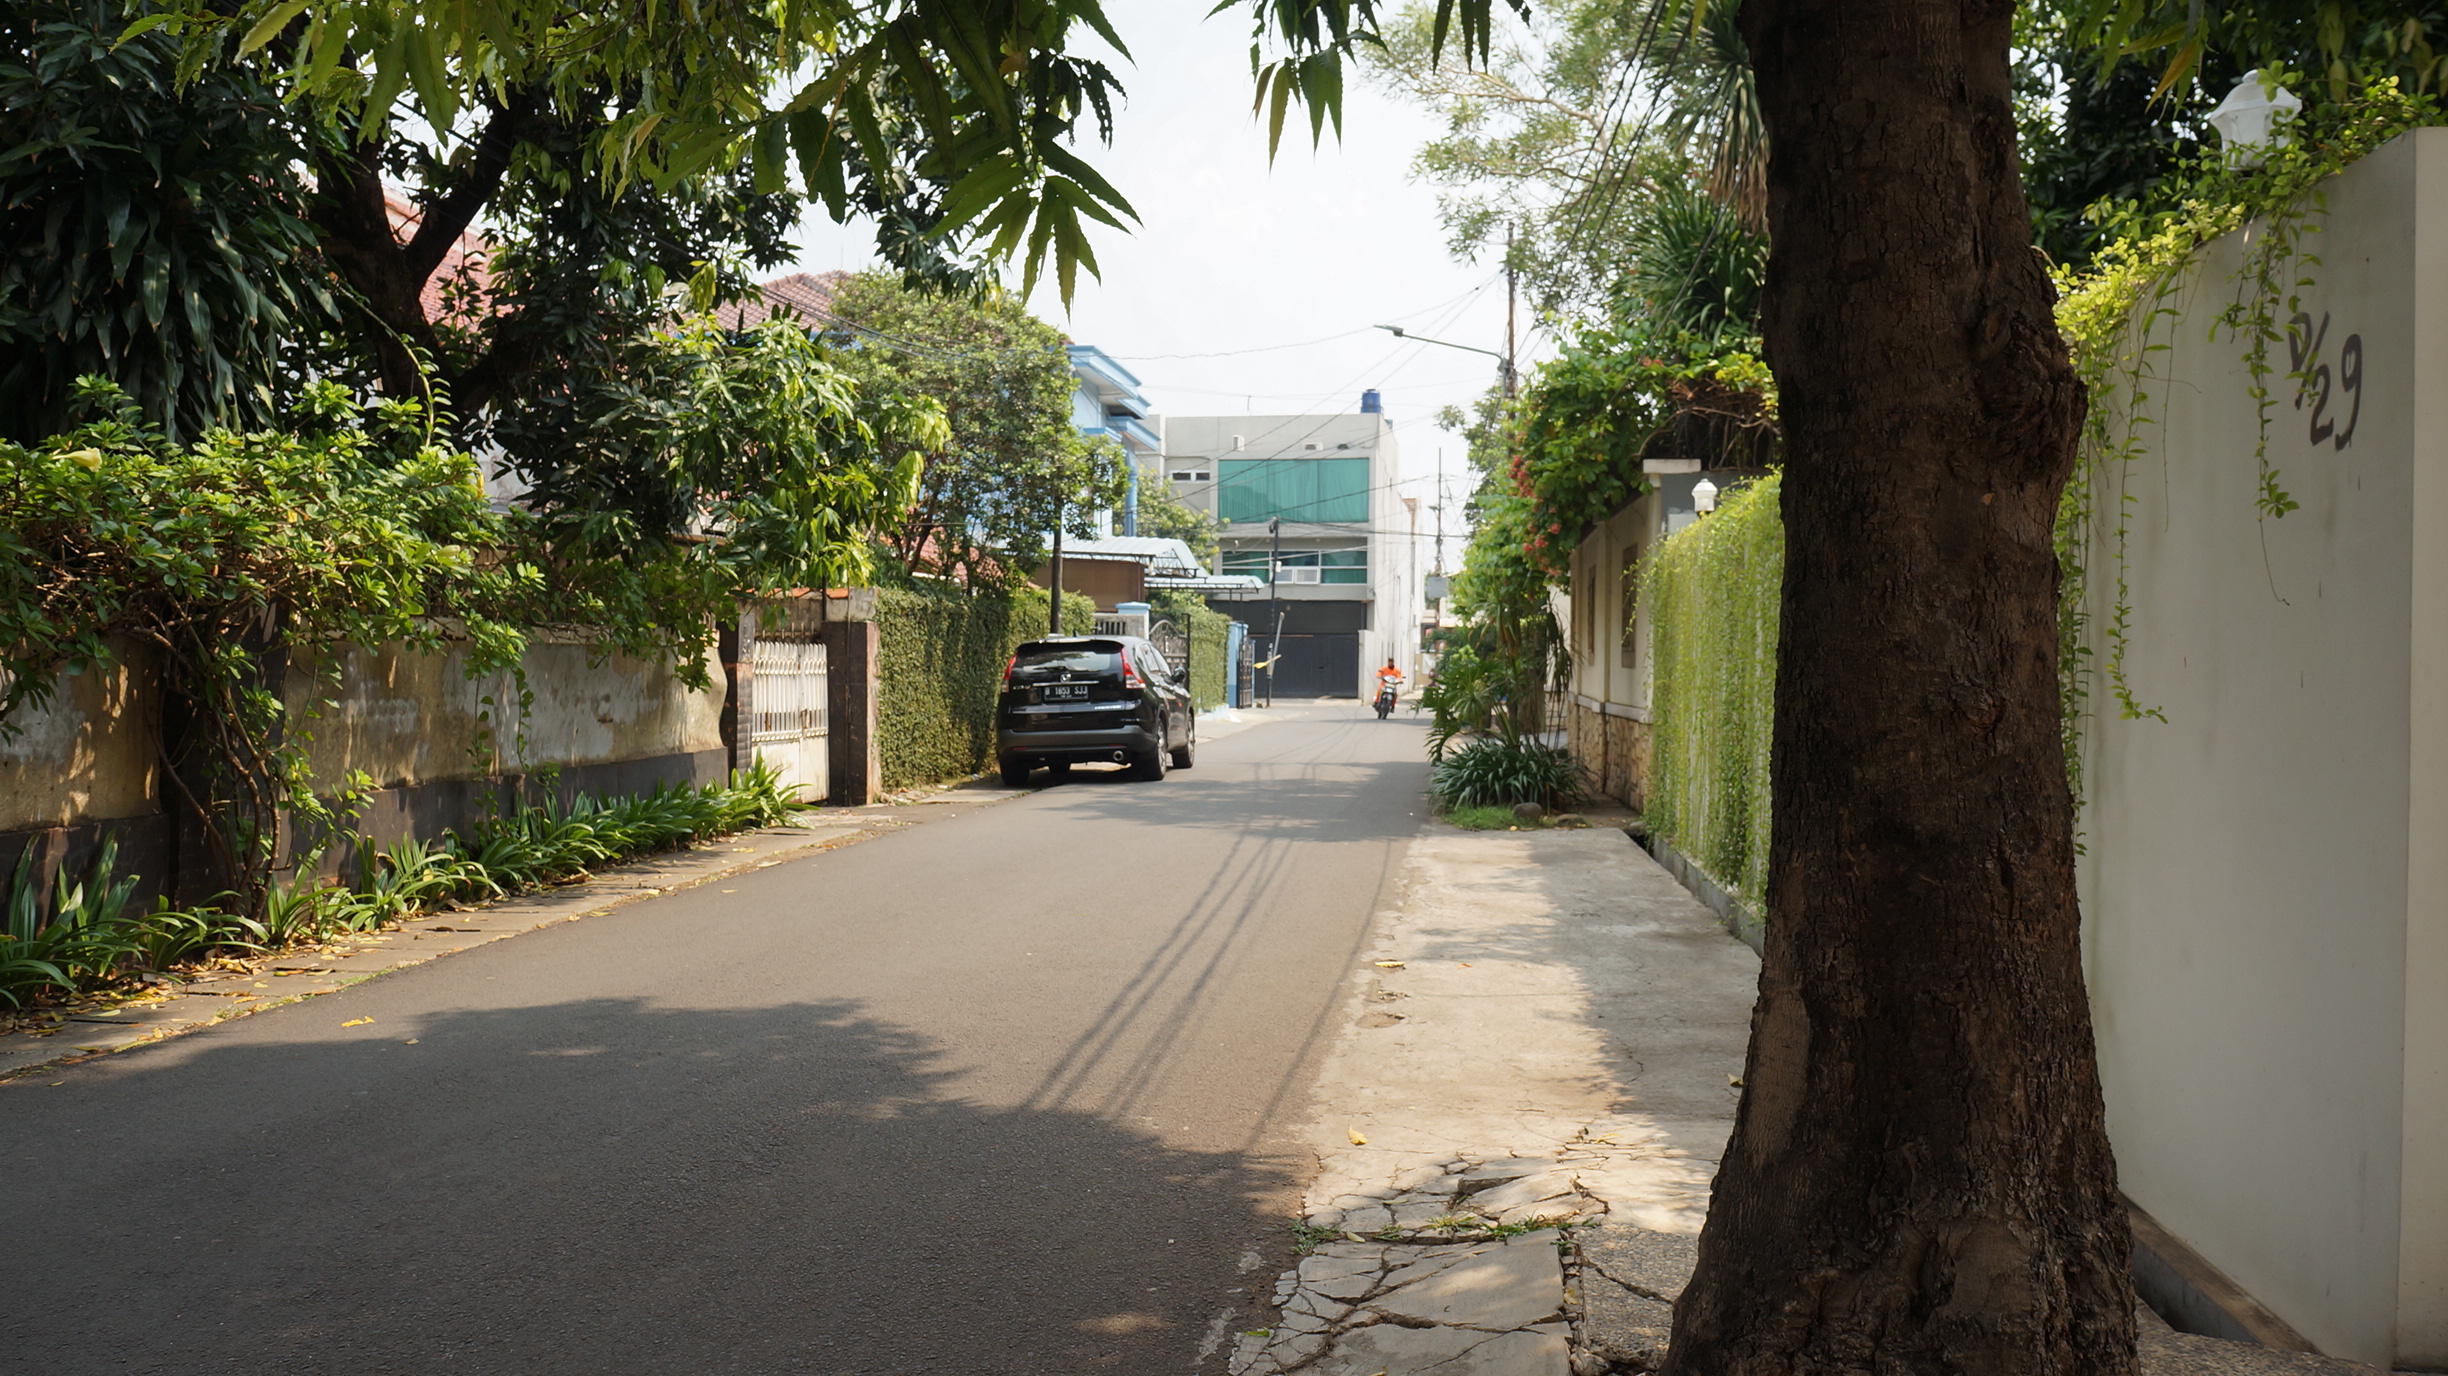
[874, 583, 1097, 790]
[1641, 472, 1782, 912]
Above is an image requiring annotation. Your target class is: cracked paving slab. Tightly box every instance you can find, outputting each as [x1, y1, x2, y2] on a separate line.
[1231, 1233, 1569, 1376]
[1216, 827, 1754, 1374]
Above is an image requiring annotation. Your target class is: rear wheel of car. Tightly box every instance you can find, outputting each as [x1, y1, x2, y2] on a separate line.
[1170, 719, 1195, 769]
[1133, 722, 1170, 781]
[999, 759, 1031, 788]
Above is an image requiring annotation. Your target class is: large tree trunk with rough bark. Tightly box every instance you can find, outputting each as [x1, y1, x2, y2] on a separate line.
[1658, 1, 2137, 1372]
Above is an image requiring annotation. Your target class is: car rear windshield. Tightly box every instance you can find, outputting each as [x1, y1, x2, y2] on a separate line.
[1011, 642, 1124, 678]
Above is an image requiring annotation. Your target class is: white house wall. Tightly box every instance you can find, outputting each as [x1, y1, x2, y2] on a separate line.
[1567, 496, 1662, 714]
[2078, 129, 2446, 1366]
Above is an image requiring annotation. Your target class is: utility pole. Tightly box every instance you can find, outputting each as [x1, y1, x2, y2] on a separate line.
[1432, 448, 1446, 643]
[1504, 223, 1518, 400]
[1049, 495, 1064, 635]
[1264, 515, 1282, 707]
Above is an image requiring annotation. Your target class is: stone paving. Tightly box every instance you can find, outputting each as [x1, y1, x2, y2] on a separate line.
[1233, 1232, 1572, 1376]
[1223, 826, 1759, 1376]
[1224, 822, 2418, 1375]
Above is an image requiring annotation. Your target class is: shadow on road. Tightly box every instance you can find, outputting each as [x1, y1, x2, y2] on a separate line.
[3, 995, 1293, 1375]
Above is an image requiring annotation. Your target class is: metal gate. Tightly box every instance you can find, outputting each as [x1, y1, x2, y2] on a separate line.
[749, 637, 829, 802]
[1148, 617, 1189, 676]
[1254, 632, 1360, 698]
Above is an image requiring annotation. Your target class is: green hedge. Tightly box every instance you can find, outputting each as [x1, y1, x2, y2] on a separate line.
[875, 583, 1097, 789]
[1640, 471, 1781, 912]
[1151, 592, 1233, 710]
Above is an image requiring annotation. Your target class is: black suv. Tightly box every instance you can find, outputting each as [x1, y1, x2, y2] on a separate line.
[996, 636, 1195, 786]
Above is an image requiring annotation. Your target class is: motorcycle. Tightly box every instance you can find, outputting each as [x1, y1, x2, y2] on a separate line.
[1374, 683, 1398, 719]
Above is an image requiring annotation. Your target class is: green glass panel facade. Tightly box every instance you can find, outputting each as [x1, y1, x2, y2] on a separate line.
[1217, 459, 1370, 524]
[1220, 548, 1367, 583]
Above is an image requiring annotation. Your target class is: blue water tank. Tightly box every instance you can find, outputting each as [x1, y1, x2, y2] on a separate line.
[1360, 388, 1382, 413]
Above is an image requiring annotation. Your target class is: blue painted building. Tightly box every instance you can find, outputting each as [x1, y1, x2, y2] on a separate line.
[1066, 345, 1162, 535]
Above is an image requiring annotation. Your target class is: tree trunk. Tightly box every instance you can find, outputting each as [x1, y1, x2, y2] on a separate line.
[1658, 1, 2136, 1372]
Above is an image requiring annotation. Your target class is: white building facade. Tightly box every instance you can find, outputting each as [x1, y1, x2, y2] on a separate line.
[1159, 393, 1423, 696]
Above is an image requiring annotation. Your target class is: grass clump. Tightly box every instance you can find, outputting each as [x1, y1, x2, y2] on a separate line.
[1428, 736, 1587, 812]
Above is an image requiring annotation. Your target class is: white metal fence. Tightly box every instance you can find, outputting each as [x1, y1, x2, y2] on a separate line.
[749, 636, 829, 802]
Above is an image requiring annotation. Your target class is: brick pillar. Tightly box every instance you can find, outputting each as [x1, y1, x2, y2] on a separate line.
[824, 618, 881, 804]
[719, 606, 758, 778]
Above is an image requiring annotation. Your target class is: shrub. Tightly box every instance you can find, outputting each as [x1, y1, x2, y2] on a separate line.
[0, 764, 805, 1008]
[1430, 738, 1589, 811]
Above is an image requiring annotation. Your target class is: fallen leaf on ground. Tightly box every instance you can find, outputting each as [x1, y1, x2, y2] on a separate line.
[1347, 1126, 1368, 1146]
[342, 1018, 373, 1028]
[1372, 960, 1405, 969]
[404, 1039, 419, 1045]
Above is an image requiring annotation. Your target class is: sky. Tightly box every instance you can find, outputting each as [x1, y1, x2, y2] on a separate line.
[785, 2, 1551, 541]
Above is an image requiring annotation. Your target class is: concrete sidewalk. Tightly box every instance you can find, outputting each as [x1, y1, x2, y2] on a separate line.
[1223, 825, 1758, 1376]
[1223, 822, 2409, 1376]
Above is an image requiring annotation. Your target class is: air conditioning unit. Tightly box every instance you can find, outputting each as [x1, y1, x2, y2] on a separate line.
[1278, 566, 1321, 584]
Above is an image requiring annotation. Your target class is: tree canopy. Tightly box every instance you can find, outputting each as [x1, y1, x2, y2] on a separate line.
[0, 0, 332, 442]
[822, 271, 1124, 585]
[151, 0, 1524, 310]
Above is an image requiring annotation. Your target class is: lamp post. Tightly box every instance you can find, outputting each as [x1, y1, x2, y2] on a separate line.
[1375, 324, 1514, 400]
[2207, 70, 2302, 167]
[1692, 476, 1720, 516]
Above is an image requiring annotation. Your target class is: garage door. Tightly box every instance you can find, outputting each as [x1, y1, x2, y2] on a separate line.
[1256, 633, 1360, 698]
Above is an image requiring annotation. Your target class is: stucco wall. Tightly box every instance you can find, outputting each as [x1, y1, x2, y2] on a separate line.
[2078, 129, 2446, 1366]
[287, 637, 726, 791]
[1561, 495, 1661, 811]
[1565, 497, 1660, 715]
[0, 643, 161, 833]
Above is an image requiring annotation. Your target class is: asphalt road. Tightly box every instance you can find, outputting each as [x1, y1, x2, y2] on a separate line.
[0, 701, 1431, 1376]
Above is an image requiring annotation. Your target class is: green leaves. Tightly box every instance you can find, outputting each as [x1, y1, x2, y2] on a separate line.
[2056, 0, 2448, 101]
[233, 0, 304, 54]
[1642, 470, 1781, 908]
[1251, 51, 1349, 158]
[145, 0, 1506, 307]
[821, 271, 1124, 582]
[2, 0, 332, 443]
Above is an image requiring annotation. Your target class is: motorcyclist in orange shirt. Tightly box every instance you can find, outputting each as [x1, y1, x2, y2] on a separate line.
[1373, 660, 1404, 718]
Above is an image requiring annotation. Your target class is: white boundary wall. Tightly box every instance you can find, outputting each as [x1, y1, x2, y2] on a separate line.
[2079, 129, 2447, 1367]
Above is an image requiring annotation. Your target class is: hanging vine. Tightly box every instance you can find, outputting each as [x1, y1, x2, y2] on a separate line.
[1639, 472, 1782, 908]
[2051, 74, 2442, 805]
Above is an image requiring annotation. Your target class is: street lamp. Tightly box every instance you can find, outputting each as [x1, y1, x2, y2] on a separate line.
[1376, 324, 1515, 399]
[1693, 476, 1720, 515]
[2207, 71, 2301, 166]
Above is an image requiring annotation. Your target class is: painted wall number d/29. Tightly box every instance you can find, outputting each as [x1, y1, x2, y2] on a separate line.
[2289, 310, 2364, 450]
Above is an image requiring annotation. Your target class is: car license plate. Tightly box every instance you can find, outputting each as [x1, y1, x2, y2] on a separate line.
[1043, 684, 1089, 701]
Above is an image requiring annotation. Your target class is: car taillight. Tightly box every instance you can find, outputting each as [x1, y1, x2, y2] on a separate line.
[1002, 654, 1017, 689]
[1120, 655, 1143, 690]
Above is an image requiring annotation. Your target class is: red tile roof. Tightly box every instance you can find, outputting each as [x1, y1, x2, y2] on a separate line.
[716, 270, 850, 330]
[384, 191, 492, 326]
